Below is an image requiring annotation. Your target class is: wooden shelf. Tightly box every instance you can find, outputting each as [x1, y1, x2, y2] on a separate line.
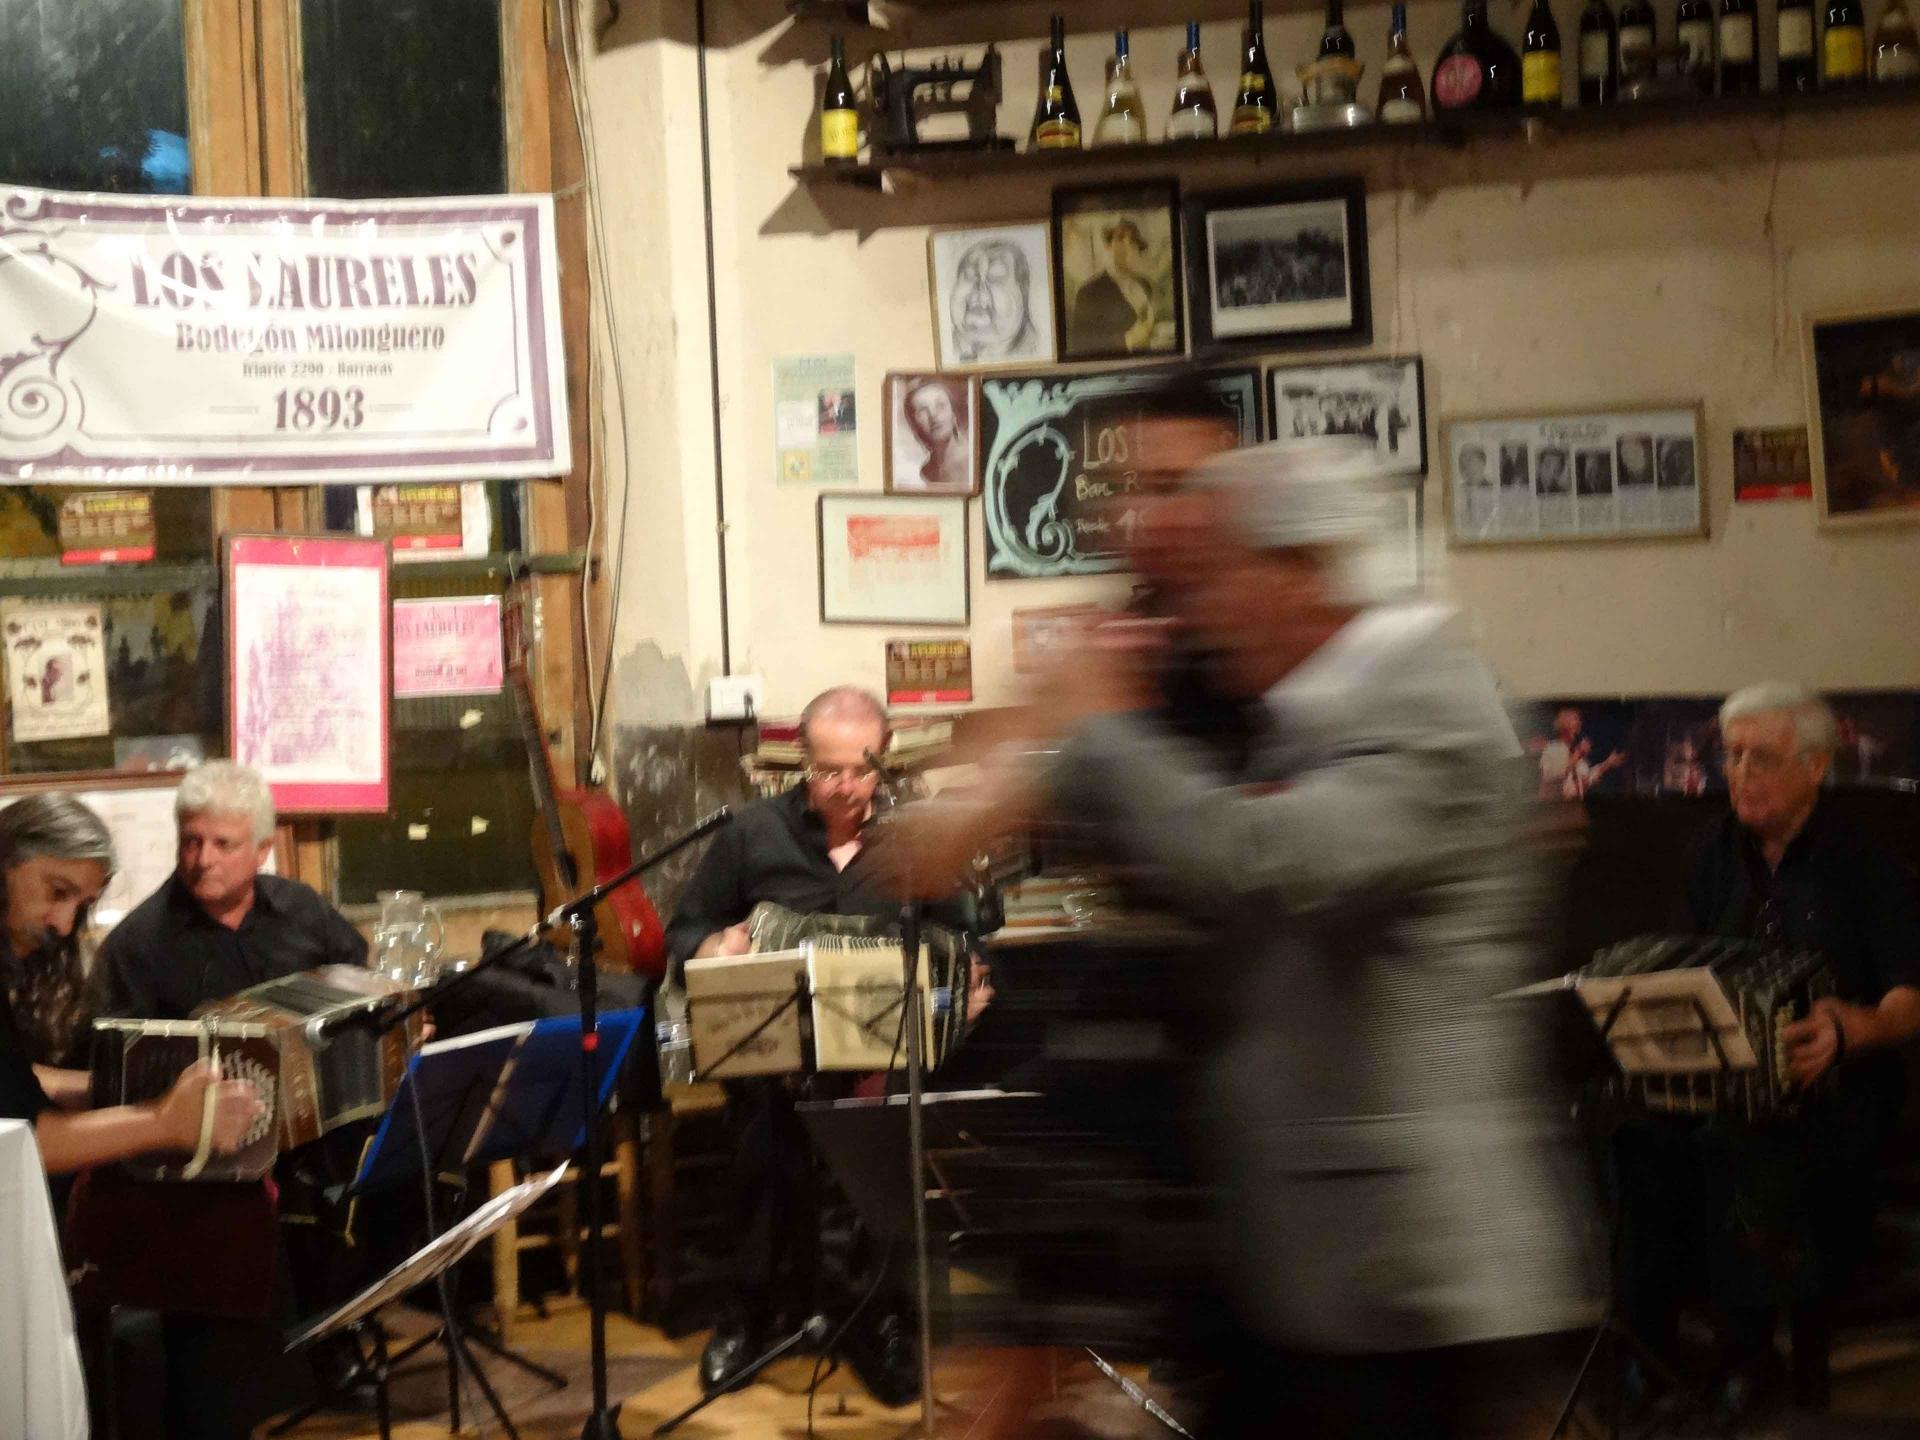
[791, 83, 1920, 190]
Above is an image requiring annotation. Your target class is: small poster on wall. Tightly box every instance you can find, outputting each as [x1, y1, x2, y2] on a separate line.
[886, 639, 972, 705]
[1, 599, 111, 742]
[393, 596, 504, 698]
[1732, 426, 1813, 502]
[774, 354, 858, 485]
[58, 492, 155, 565]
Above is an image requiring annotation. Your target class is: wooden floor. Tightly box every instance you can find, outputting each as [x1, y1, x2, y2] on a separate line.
[266, 1303, 1920, 1440]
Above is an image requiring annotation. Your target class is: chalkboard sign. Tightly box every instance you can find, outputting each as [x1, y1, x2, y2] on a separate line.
[980, 368, 1261, 579]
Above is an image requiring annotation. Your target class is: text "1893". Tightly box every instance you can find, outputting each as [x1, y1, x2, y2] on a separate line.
[274, 387, 366, 431]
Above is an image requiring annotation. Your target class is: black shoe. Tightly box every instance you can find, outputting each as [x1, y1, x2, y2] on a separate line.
[699, 1319, 762, 1396]
[843, 1312, 919, 1410]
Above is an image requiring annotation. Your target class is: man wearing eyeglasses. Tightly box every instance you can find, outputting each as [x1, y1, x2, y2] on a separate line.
[1619, 682, 1920, 1422]
[666, 685, 934, 1409]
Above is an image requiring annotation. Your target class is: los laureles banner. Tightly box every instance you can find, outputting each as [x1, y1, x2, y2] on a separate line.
[0, 185, 569, 483]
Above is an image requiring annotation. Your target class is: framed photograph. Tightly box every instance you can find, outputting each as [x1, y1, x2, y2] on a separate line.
[1803, 305, 1920, 526]
[1184, 179, 1371, 352]
[928, 223, 1056, 370]
[817, 493, 970, 626]
[1052, 182, 1185, 364]
[884, 373, 979, 495]
[1266, 356, 1425, 475]
[227, 534, 391, 813]
[1443, 404, 1706, 547]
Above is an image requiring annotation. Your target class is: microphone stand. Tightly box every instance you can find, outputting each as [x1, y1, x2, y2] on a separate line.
[544, 807, 732, 1440]
[869, 750, 938, 1434]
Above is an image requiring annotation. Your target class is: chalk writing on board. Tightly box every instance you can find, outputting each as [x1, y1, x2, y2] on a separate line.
[979, 369, 1261, 579]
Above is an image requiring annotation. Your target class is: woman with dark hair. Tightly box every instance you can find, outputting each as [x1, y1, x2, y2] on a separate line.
[1, 792, 260, 1172]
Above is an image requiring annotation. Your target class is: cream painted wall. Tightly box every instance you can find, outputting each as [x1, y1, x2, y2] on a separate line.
[585, 0, 1920, 731]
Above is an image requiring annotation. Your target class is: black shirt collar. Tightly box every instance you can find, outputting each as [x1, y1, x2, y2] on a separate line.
[1737, 798, 1833, 880]
[163, 872, 276, 931]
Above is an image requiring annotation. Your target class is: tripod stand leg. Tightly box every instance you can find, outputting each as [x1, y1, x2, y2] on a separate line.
[1548, 1321, 1611, 1440]
[464, 1321, 568, 1389]
[447, 1326, 523, 1440]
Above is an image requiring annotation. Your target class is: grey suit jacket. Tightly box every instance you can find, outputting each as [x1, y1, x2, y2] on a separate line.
[1048, 604, 1587, 1354]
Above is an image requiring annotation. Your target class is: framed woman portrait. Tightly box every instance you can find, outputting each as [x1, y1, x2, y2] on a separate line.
[928, 223, 1056, 371]
[1051, 182, 1185, 365]
[884, 373, 979, 495]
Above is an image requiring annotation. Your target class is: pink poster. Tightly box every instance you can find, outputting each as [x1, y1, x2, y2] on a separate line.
[392, 596, 504, 698]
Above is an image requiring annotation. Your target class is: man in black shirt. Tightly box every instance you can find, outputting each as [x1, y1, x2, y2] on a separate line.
[98, 762, 367, 1020]
[672, 685, 926, 1408]
[91, 762, 369, 1438]
[1619, 683, 1920, 1419]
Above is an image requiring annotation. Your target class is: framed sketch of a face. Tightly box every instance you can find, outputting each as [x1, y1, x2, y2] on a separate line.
[928, 224, 1056, 371]
[884, 373, 979, 495]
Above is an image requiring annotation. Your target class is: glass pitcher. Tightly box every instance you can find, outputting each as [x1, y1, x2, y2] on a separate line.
[374, 889, 446, 986]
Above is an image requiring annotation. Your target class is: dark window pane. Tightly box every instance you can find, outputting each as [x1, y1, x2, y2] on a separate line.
[1, 587, 223, 774]
[0, 487, 213, 574]
[0, 0, 190, 194]
[333, 573, 535, 904]
[301, 0, 505, 199]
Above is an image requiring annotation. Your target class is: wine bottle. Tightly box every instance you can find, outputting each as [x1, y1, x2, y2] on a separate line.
[1168, 22, 1221, 137]
[1578, 0, 1618, 102]
[819, 35, 859, 165]
[1617, 0, 1657, 78]
[1524, 0, 1564, 105]
[1231, 0, 1280, 134]
[1875, 0, 1920, 79]
[1824, 0, 1867, 83]
[1433, 0, 1525, 107]
[1675, 0, 1717, 91]
[1031, 15, 1083, 149]
[1778, 0, 1817, 89]
[1718, 0, 1758, 91]
[1320, 0, 1357, 57]
[1378, 2, 1430, 119]
[1094, 30, 1148, 143]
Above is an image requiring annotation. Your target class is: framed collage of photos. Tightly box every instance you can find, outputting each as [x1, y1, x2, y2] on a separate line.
[1444, 404, 1707, 547]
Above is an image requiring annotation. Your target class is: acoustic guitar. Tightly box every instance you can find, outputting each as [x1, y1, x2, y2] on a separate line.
[504, 596, 666, 978]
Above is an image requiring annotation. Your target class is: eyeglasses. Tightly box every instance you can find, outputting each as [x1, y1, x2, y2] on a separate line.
[1721, 746, 1795, 775]
[802, 764, 875, 787]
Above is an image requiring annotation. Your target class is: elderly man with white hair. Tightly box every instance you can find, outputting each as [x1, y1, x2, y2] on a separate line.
[887, 405, 1584, 1438]
[1617, 682, 1920, 1421]
[98, 759, 367, 1023]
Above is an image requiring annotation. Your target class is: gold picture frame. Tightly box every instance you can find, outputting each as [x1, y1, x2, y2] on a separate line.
[1802, 303, 1920, 529]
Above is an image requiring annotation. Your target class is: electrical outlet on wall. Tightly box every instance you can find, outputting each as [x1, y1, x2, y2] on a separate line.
[707, 674, 765, 723]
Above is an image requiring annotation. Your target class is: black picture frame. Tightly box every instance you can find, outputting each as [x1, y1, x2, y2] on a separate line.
[1183, 178, 1371, 354]
[1051, 180, 1186, 365]
[1264, 354, 1427, 475]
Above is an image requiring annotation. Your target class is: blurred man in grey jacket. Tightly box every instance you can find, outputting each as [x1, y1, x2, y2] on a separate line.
[888, 422, 1585, 1436]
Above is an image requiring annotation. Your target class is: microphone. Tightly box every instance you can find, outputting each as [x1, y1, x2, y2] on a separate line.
[864, 747, 902, 797]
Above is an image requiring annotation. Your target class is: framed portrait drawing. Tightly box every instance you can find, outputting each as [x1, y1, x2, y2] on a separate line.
[817, 493, 970, 626]
[1267, 355, 1425, 475]
[1051, 182, 1185, 364]
[928, 223, 1056, 370]
[884, 373, 979, 495]
[1184, 180, 1371, 352]
[1442, 403, 1706, 547]
[1803, 305, 1920, 527]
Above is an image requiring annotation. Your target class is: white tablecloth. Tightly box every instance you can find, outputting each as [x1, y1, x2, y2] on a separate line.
[0, 1120, 87, 1440]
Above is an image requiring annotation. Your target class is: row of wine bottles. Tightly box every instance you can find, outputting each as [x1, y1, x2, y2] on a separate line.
[816, 0, 1919, 159]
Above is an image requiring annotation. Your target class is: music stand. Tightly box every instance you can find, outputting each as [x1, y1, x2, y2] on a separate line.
[1502, 975, 1727, 1440]
[283, 1164, 572, 1440]
[352, 1019, 534, 1195]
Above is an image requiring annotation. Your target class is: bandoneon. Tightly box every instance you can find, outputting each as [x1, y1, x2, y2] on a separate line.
[1577, 934, 1835, 1119]
[91, 964, 416, 1180]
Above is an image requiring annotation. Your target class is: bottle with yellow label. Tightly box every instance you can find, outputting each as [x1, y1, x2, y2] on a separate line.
[1031, 15, 1084, 149]
[1875, 0, 1920, 80]
[1230, 0, 1280, 134]
[1824, 0, 1867, 83]
[819, 36, 859, 165]
[1523, 0, 1564, 105]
